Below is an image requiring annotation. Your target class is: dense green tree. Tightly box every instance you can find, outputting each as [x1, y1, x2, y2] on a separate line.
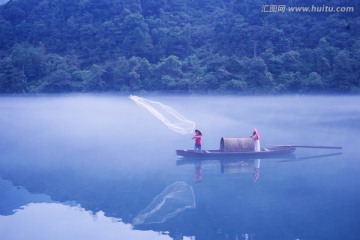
[37, 69, 78, 93]
[121, 13, 153, 58]
[278, 72, 302, 92]
[128, 57, 151, 89]
[10, 44, 46, 82]
[280, 51, 301, 73]
[304, 72, 324, 92]
[331, 50, 356, 91]
[154, 55, 183, 78]
[83, 64, 106, 92]
[193, 73, 218, 91]
[2, 5, 26, 23]
[140, 0, 166, 17]
[242, 57, 273, 91]
[0, 57, 27, 93]
[220, 79, 247, 93]
[0, 0, 358, 94]
[266, 55, 283, 78]
[112, 56, 131, 90]
[0, 16, 13, 48]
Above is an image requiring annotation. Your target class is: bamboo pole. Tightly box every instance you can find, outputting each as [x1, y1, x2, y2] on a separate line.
[279, 145, 342, 150]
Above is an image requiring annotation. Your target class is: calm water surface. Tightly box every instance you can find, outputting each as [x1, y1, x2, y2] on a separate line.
[0, 95, 359, 240]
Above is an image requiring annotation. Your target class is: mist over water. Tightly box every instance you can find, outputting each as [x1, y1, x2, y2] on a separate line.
[1, 95, 179, 172]
[0, 94, 359, 240]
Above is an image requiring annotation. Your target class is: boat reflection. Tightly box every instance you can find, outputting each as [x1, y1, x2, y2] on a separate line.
[220, 158, 261, 182]
[177, 151, 342, 183]
[177, 157, 270, 182]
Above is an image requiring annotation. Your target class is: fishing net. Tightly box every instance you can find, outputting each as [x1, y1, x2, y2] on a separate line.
[129, 95, 195, 135]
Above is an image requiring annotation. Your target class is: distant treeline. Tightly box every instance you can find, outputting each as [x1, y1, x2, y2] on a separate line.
[0, 0, 359, 94]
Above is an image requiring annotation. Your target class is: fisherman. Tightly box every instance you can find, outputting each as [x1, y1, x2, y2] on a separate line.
[192, 129, 202, 152]
[251, 128, 260, 152]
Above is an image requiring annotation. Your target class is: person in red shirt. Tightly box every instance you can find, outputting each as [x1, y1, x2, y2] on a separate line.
[192, 129, 202, 152]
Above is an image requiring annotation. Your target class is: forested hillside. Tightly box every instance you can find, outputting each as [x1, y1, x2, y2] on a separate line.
[0, 0, 359, 94]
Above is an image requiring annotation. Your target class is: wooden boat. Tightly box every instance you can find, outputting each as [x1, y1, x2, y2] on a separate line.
[176, 137, 342, 159]
[176, 145, 296, 158]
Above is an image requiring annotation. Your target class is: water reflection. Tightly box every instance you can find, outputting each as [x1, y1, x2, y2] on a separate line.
[0, 178, 52, 216]
[194, 161, 202, 183]
[0, 202, 172, 240]
[0, 95, 358, 240]
[220, 159, 261, 181]
[132, 182, 196, 225]
[177, 158, 265, 182]
[279, 152, 343, 162]
[0, 177, 172, 239]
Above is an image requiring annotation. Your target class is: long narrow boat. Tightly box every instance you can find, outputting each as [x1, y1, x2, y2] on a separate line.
[176, 137, 342, 159]
[176, 145, 296, 158]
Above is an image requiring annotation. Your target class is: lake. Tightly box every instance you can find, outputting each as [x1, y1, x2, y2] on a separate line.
[0, 95, 359, 240]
